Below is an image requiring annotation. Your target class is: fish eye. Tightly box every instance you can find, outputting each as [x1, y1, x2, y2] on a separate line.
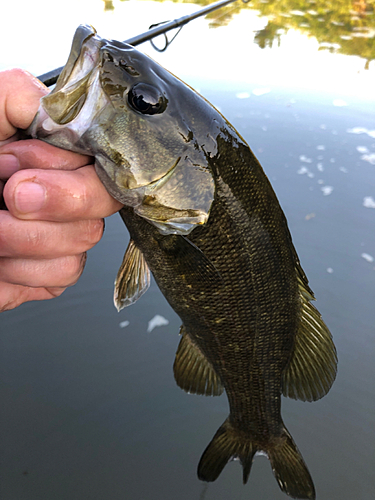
[128, 83, 167, 115]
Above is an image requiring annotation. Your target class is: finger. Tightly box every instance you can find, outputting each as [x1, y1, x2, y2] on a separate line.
[0, 139, 91, 176]
[0, 211, 104, 258]
[0, 253, 86, 288]
[0, 68, 48, 141]
[4, 164, 123, 221]
[0, 282, 65, 312]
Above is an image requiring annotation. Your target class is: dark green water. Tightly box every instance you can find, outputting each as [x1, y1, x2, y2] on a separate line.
[1, 1, 374, 499]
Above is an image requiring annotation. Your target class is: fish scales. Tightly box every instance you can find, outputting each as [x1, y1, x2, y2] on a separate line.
[28, 25, 337, 500]
[121, 132, 299, 439]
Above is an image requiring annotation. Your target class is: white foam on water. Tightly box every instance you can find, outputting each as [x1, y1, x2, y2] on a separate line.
[347, 127, 375, 139]
[147, 315, 169, 333]
[361, 153, 375, 165]
[357, 146, 369, 154]
[363, 196, 375, 208]
[297, 166, 309, 175]
[119, 320, 130, 328]
[299, 155, 312, 163]
[361, 253, 374, 263]
[321, 186, 334, 196]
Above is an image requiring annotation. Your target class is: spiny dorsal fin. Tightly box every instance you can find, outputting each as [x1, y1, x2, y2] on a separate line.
[173, 327, 224, 396]
[282, 275, 337, 402]
[114, 239, 151, 312]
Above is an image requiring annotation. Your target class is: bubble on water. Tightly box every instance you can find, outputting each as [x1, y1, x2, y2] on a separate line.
[317, 145, 326, 151]
[357, 146, 369, 154]
[147, 315, 169, 333]
[119, 320, 130, 328]
[327, 267, 334, 273]
[317, 163, 324, 171]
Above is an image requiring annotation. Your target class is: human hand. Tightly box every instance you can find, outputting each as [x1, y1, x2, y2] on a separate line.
[0, 68, 123, 311]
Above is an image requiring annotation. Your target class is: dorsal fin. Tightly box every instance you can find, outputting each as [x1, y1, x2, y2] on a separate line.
[173, 327, 224, 396]
[282, 275, 337, 402]
[113, 239, 151, 311]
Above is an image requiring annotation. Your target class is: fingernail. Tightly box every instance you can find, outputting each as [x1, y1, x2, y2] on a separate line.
[0, 154, 20, 177]
[14, 181, 46, 213]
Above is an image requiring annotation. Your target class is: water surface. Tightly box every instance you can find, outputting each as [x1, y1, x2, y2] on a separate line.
[1, 1, 374, 499]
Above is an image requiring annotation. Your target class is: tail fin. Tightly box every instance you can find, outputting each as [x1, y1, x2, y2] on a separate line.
[198, 419, 315, 500]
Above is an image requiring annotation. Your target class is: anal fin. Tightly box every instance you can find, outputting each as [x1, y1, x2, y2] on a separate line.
[282, 276, 338, 402]
[114, 239, 151, 312]
[173, 327, 224, 396]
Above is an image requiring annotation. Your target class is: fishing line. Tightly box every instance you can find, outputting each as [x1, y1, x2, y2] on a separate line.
[198, 482, 209, 500]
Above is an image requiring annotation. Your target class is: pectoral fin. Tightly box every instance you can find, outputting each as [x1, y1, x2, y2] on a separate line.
[282, 276, 337, 402]
[173, 327, 224, 396]
[114, 239, 151, 311]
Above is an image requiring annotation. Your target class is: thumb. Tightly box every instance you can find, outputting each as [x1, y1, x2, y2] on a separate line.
[0, 68, 47, 142]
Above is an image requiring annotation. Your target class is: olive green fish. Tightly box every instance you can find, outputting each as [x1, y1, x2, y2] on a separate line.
[29, 25, 337, 499]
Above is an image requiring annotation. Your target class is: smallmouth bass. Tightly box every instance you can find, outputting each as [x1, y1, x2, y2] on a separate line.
[29, 25, 337, 499]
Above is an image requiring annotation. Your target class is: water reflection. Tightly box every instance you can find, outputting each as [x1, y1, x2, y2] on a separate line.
[112, 0, 375, 66]
[103, 0, 114, 11]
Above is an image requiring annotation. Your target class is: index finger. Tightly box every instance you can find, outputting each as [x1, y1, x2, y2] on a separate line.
[0, 139, 92, 175]
[0, 68, 48, 141]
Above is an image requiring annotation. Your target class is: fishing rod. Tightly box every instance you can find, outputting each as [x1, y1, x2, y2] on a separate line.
[38, 0, 244, 87]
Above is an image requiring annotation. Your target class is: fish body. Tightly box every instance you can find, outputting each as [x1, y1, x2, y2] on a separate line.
[29, 26, 337, 499]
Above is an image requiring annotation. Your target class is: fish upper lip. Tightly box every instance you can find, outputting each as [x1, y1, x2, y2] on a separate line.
[69, 36, 103, 87]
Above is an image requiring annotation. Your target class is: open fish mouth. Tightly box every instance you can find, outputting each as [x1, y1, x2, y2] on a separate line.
[42, 25, 102, 125]
[28, 25, 108, 145]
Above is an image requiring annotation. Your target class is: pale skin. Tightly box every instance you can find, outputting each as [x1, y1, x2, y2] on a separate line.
[0, 68, 123, 311]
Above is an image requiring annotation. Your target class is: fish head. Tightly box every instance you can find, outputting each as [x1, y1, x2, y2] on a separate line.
[29, 25, 218, 234]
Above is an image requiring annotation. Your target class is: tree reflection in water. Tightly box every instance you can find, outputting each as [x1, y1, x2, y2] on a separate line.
[115, 0, 375, 68]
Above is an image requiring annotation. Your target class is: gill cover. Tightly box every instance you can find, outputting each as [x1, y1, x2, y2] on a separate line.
[28, 25, 216, 235]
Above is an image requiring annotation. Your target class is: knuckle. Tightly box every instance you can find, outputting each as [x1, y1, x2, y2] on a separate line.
[63, 253, 86, 286]
[80, 219, 104, 249]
